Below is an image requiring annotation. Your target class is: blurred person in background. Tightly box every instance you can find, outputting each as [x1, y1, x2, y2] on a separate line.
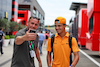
[0, 27, 5, 55]
[49, 31, 53, 38]
[38, 30, 45, 55]
[44, 31, 49, 47]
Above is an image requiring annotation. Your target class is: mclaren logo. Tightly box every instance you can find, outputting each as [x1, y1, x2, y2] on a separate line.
[66, 43, 69, 44]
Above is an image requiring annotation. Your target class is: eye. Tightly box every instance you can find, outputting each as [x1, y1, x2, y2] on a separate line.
[58, 25, 61, 27]
[31, 22, 34, 24]
[35, 24, 38, 26]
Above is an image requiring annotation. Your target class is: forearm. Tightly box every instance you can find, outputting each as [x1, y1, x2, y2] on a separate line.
[47, 52, 51, 66]
[2, 36, 4, 42]
[71, 52, 79, 67]
[35, 48, 41, 63]
[15, 35, 26, 45]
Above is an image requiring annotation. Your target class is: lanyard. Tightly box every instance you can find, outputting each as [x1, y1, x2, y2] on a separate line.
[28, 41, 34, 50]
[26, 28, 35, 50]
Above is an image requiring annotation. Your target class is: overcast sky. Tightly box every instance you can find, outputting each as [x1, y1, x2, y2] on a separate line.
[37, 0, 88, 25]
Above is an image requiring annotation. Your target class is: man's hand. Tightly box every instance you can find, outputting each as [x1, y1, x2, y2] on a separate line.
[24, 29, 37, 41]
[39, 62, 42, 67]
[69, 65, 74, 67]
[15, 29, 37, 45]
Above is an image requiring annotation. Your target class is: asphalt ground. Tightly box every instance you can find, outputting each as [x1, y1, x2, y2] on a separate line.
[0, 44, 100, 67]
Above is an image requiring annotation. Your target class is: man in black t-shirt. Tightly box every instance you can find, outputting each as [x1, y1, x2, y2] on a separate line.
[11, 17, 42, 67]
[0, 27, 5, 55]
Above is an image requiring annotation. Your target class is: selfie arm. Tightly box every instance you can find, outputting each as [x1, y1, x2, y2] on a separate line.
[15, 35, 26, 45]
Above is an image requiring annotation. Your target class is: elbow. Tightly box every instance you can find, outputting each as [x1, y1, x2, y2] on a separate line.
[74, 52, 79, 62]
[15, 39, 21, 45]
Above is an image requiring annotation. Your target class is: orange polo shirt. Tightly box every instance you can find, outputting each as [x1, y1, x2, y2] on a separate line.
[47, 32, 79, 67]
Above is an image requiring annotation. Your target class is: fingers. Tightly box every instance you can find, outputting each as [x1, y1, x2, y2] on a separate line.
[27, 29, 31, 33]
[25, 29, 37, 41]
[28, 34, 37, 41]
[26, 33, 37, 41]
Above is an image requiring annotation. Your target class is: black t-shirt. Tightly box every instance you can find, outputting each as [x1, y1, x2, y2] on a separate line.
[46, 35, 48, 39]
[11, 28, 39, 67]
[0, 31, 5, 42]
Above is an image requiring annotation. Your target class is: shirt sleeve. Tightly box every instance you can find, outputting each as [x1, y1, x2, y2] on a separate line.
[72, 37, 79, 52]
[43, 34, 45, 40]
[15, 31, 22, 39]
[3, 32, 5, 36]
[46, 37, 52, 52]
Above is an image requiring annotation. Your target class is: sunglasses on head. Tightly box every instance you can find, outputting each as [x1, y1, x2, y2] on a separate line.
[55, 19, 59, 22]
[29, 17, 40, 20]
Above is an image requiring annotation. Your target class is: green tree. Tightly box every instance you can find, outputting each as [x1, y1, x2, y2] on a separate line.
[18, 24, 26, 30]
[0, 18, 10, 33]
[9, 21, 19, 35]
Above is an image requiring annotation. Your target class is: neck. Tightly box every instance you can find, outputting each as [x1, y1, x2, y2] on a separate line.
[58, 31, 66, 38]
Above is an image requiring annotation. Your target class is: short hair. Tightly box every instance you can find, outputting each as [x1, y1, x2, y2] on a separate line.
[41, 31, 42, 33]
[46, 31, 48, 33]
[0, 27, 3, 30]
[29, 16, 40, 22]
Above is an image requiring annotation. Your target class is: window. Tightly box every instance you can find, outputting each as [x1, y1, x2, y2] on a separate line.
[18, 14, 24, 17]
[89, 16, 93, 33]
[23, 21, 25, 25]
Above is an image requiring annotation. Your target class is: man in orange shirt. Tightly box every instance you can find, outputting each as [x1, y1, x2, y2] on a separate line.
[47, 17, 79, 67]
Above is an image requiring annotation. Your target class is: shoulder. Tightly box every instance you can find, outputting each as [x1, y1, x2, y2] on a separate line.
[71, 37, 76, 42]
[72, 37, 76, 40]
[0, 31, 3, 33]
[15, 28, 26, 38]
[18, 28, 26, 33]
[0, 31, 4, 35]
[16, 28, 26, 35]
[71, 37, 77, 44]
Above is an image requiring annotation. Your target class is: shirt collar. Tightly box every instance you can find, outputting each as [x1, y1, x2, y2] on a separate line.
[55, 32, 69, 38]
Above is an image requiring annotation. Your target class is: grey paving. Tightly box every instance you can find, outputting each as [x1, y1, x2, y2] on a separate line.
[0, 44, 100, 67]
[0, 45, 13, 67]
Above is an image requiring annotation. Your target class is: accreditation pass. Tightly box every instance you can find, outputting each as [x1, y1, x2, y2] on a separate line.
[30, 50, 35, 58]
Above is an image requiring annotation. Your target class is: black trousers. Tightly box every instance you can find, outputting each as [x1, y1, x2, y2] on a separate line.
[0, 42, 3, 54]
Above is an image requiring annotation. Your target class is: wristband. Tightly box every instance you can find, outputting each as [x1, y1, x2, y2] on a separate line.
[70, 65, 74, 67]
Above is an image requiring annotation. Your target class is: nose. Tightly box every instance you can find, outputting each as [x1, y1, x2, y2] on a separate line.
[31, 24, 36, 29]
[55, 26, 59, 29]
[32, 24, 35, 27]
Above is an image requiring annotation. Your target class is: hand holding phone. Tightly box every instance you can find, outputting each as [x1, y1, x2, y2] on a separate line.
[24, 29, 37, 41]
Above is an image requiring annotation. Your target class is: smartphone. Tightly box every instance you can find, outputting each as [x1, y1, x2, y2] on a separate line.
[30, 30, 36, 33]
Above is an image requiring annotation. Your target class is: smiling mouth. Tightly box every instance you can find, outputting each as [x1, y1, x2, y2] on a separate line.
[29, 28, 35, 30]
[56, 30, 60, 31]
